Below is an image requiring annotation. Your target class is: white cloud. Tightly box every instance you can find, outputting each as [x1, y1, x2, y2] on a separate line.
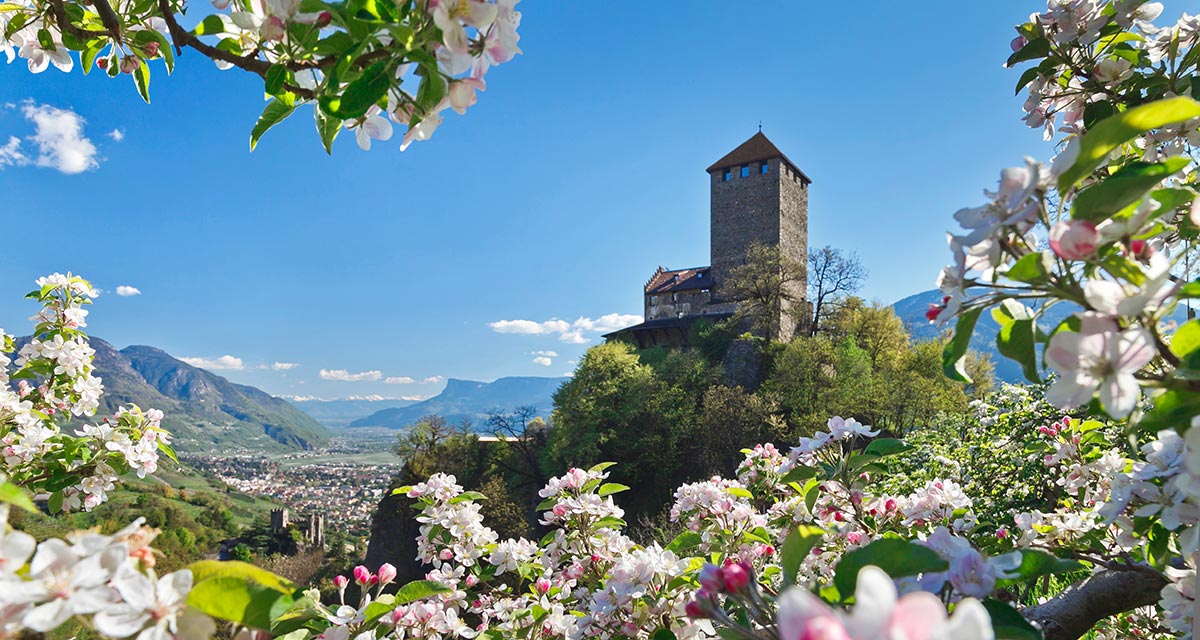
[385, 376, 416, 384]
[532, 350, 559, 358]
[490, 314, 641, 344]
[488, 319, 571, 335]
[108, 129, 124, 141]
[271, 362, 299, 370]
[319, 368, 383, 382]
[115, 285, 141, 297]
[16, 103, 98, 174]
[0, 136, 27, 168]
[422, 376, 445, 384]
[532, 356, 553, 366]
[402, 395, 429, 401]
[180, 355, 244, 371]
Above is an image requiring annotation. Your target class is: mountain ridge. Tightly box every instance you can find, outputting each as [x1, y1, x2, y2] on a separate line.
[43, 338, 331, 453]
[348, 376, 568, 429]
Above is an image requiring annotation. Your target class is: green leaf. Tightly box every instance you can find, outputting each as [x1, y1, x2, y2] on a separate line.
[47, 491, 63, 514]
[779, 465, 817, 484]
[726, 486, 753, 499]
[592, 516, 626, 530]
[1014, 65, 1041, 96]
[1151, 187, 1196, 212]
[265, 64, 288, 96]
[998, 317, 1040, 383]
[664, 531, 702, 554]
[1005, 252, 1052, 285]
[314, 108, 341, 155]
[133, 59, 150, 103]
[862, 438, 911, 457]
[187, 576, 294, 629]
[392, 579, 452, 605]
[194, 15, 225, 35]
[589, 461, 617, 473]
[942, 307, 983, 382]
[82, 39, 106, 75]
[802, 478, 820, 515]
[995, 549, 1084, 587]
[322, 59, 390, 119]
[1179, 279, 1200, 298]
[597, 483, 630, 497]
[449, 491, 487, 504]
[1058, 97, 1200, 192]
[156, 440, 179, 464]
[250, 99, 296, 151]
[651, 629, 678, 640]
[983, 599, 1041, 640]
[1006, 37, 1050, 68]
[833, 539, 948, 600]
[1140, 389, 1200, 432]
[1072, 158, 1190, 222]
[780, 525, 824, 586]
[188, 560, 297, 594]
[0, 481, 37, 513]
[1171, 319, 1200, 359]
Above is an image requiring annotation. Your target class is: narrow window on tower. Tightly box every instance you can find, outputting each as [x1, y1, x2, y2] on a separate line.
[760, 161, 769, 174]
[740, 164, 750, 178]
[723, 168, 731, 181]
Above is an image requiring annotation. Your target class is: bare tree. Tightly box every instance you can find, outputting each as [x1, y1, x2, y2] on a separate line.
[485, 406, 548, 494]
[807, 245, 867, 336]
[723, 243, 807, 341]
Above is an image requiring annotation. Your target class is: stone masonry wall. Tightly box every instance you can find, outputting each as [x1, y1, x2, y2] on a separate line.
[708, 156, 809, 341]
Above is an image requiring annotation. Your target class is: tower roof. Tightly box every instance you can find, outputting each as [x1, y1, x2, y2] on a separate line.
[706, 131, 811, 183]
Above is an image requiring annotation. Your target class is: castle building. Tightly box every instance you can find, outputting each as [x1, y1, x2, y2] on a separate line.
[607, 132, 811, 346]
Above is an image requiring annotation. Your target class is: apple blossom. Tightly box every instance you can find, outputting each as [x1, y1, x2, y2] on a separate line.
[1044, 314, 1155, 418]
[777, 566, 993, 640]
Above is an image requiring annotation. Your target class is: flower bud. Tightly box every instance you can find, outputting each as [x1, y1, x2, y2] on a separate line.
[120, 56, 139, 74]
[144, 41, 160, 57]
[535, 577, 551, 594]
[1010, 35, 1026, 52]
[720, 560, 751, 592]
[685, 599, 709, 619]
[622, 622, 639, 636]
[1049, 220, 1099, 260]
[315, 10, 332, 27]
[378, 563, 397, 584]
[465, 574, 478, 587]
[96, 57, 109, 70]
[353, 565, 371, 585]
[334, 575, 348, 590]
[1128, 239, 1154, 261]
[698, 563, 724, 592]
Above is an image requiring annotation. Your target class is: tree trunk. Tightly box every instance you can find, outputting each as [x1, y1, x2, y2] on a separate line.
[1022, 568, 1167, 640]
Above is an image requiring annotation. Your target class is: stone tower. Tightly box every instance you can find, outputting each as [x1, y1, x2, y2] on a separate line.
[706, 132, 811, 340]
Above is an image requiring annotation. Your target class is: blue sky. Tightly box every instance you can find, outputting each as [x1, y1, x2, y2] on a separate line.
[0, 2, 1070, 398]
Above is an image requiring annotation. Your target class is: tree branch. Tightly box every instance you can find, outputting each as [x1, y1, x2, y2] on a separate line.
[47, 0, 110, 41]
[1022, 568, 1167, 640]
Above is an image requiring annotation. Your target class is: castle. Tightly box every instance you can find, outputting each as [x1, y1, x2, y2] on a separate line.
[607, 131, 811, 346]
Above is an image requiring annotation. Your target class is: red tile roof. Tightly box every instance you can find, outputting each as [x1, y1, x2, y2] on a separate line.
[706, 132, 811, 183]
[644, 266, 713, 294]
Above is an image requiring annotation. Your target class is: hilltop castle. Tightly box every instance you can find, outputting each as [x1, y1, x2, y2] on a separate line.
[607, 132, 811, 346]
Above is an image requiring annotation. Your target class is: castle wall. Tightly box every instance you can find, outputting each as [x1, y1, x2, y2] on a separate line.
[645, 289, 711, 320]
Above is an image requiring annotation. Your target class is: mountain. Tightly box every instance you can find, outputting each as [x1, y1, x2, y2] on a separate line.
[891, 289, 1191, 383]
[287, 397, 419, 428]
[349, 377, 569, 429]
[74, 339, 330, 453]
